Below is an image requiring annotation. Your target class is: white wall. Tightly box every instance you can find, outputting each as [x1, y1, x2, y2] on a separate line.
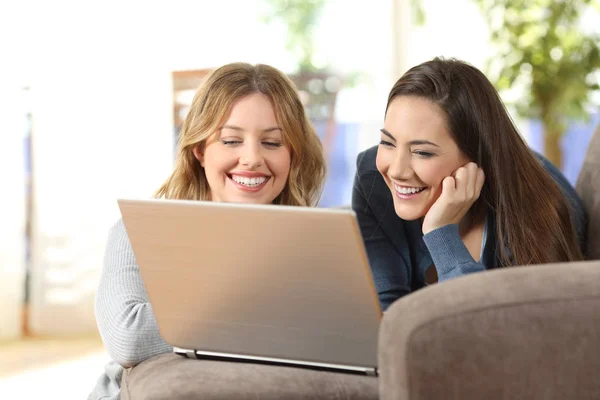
[0, 79, 27, 340]
[400, 0, 493, 71]
[0, 2, 29, 339]
[1, 0, 305, 335]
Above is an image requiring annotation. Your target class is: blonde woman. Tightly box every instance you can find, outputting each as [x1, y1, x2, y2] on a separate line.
[89, 63, 326, 400]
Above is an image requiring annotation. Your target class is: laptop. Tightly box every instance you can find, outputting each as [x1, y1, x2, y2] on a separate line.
[117, 198, 382, 376]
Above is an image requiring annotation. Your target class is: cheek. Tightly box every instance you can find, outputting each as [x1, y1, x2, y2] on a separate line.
[375, 150, 390, 176]
[201, 148, 216, 174]
[270, 149, 292, 177]
[415, 160, 455, 187]
[203, 147, 233, 175]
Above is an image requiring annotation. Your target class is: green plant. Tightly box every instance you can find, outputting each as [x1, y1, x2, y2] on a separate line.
[261, 0, 327, 72]
[472, 0, 600, 168]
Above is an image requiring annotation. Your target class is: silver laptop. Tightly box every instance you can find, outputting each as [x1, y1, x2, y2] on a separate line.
[118, 198, 382, 376]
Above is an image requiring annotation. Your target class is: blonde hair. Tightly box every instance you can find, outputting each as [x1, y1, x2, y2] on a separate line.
[155, 63, 326, 206]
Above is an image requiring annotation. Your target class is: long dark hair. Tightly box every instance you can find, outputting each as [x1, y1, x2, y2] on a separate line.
[387, 57, 583, 266]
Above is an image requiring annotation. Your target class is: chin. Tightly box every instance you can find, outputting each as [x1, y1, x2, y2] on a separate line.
[231, 194, 278, 205]
[392, 203, 427, 221]
[228, 197, 265, 205]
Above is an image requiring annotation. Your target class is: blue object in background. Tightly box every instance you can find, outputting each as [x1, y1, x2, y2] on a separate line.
[527, 113, 599, 185]
[312, 121, 360, 207]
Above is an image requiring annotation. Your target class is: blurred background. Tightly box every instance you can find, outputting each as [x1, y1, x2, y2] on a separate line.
[0, 0, 598, 397]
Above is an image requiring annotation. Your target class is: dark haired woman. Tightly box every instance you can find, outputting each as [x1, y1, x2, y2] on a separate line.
[352, 57, 587, 311]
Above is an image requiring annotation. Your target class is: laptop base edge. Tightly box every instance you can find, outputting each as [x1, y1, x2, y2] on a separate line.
[173, 347, 378, 377]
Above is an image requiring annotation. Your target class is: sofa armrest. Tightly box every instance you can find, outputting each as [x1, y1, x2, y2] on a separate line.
[378, 261, 600, 400]
[576, 122, 600, 259]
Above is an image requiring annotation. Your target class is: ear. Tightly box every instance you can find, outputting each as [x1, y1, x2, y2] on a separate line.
[192, 145, 204, 167]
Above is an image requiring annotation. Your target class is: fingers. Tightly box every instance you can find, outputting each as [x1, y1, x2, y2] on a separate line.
[466, 163, 478, 198]
[454, 162, 477, 201]
[454, 162, 484, 201]
[423, 163, 484, 234]
[454, 165, 469, 197]
[455, 163, 474, 201]
[475, 168, 485, 199]
[441, 176, 456, 196]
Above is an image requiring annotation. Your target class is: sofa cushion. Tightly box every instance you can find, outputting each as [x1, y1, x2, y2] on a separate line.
[379, 260, 600, 400]
[121, 353, 378, 400]
[576, 123, 600, 259]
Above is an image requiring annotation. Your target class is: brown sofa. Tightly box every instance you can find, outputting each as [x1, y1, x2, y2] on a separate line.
[121, 354, 377, 400]
[576, 121, 600, 260]
[379, 261, 600, 400]
[122, 124, 600, 400]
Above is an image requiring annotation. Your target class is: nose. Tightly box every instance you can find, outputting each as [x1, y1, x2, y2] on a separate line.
[240, 142, 263, 169]
[387, 150, 413, 181]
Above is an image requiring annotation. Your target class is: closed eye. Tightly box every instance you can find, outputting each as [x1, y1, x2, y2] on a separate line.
[221, 140, 242, 146]
[379, 140, 395, 148]
[413, 150, 435, 158]
[262, 141, 283, 149]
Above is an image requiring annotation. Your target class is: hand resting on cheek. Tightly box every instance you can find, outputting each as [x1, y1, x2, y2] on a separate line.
[422, 162, 485, 235]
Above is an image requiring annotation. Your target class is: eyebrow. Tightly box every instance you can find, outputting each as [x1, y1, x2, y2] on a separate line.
[221, 124, 282, 133]
[380, 128, 440, 147]
[380, 128, 395, 140]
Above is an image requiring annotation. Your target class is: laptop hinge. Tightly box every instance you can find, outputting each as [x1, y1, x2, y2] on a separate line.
[186, 349, 198, 359]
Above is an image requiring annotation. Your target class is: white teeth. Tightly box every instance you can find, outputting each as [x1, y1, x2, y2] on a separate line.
[394, 184, 424, 194]
[232, 175, 267, 187]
